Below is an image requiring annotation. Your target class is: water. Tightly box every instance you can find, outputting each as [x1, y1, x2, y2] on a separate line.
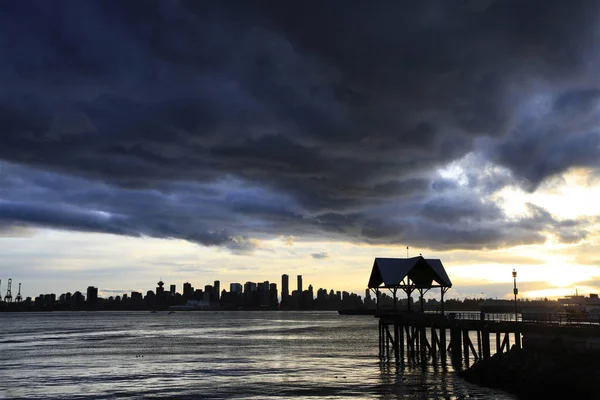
[0, 311, 514, 399]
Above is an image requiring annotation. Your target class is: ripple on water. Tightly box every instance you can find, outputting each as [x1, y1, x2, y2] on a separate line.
[0, 311, 515, 399]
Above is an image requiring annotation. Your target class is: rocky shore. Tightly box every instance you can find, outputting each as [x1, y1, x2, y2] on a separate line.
[459, 343, 600, 399]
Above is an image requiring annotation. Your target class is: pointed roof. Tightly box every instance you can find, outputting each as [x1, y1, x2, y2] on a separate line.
[368, 256, 452, 289]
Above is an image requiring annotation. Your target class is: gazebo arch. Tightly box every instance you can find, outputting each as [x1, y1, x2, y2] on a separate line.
[368, 256, 452, 313]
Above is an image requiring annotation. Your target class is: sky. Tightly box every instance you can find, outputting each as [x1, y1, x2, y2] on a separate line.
[1, 0, 600, 301]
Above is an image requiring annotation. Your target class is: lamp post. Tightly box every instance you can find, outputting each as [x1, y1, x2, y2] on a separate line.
[512, 269, 518, 321]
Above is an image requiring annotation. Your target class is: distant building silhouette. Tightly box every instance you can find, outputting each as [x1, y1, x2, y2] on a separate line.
[5, 270, 383, 312]
[244, 281, 256, 295]
[204, 285, 214, 303]
[282, 274, 289, 303]
[269, 283, 278, 308]
[214, 281, 220, 301]
[156, 280, 165, 296]
[131, 291, 142, 302]
[59, 292, 72, 304]
[230, 283, 242, 294]
[72, 291, 84, 307]
[86, 286, 98, 307]
[183, 282, 193, 298]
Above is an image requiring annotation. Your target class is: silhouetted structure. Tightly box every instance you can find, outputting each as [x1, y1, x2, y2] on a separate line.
[230, 283, 242, 294]
[297, 275, 302, 293]
[368, 256, 522, 369]
[2, 270, 376, 312]
[281, 274, 289, 304]
[204, 285, 214, 303]
[15, 283, 22, 303]
[183, 282, 193, 298]
[70, 291, 83, 307]
[214, 281, 220, 301]
[87, 286, 98, 308]
[269, 283, 278, 308]
[368, 256, 452, 313]
[4, 278, 12, 303]
[156, 280, 165, 296]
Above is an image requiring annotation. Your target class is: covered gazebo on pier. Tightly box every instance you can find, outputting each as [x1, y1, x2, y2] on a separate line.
[368, 256, 452, 313]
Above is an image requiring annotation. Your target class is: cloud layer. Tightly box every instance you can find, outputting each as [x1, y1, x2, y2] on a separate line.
[1, 0, 599, 251]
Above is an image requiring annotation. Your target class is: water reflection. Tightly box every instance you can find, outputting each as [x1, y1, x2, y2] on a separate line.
[0, 311, 514, 399]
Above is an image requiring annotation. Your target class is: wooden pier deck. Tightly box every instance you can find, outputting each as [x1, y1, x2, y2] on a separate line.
[377, 311, 600, 369]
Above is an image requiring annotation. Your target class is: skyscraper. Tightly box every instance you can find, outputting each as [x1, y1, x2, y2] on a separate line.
[183, 282, 193, 298]
[244, 281, 257, 295]
[86, 286, 98, 306]
[170, 284, 176, 296]
[297, 275, 303, 293]
[269, 283, 278, 307]
[282, 274, 289, 302]
[230, 283, 242, 294]
[214, 280, 220, 300]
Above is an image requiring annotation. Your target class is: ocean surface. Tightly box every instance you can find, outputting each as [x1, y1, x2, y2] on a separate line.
[0, 311, 515, 399]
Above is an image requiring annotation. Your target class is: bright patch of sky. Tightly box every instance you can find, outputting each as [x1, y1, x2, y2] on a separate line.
[495, 168, 600, 219]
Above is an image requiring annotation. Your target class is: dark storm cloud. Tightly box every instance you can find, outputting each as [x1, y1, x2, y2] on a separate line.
[0, 0, 598, 251]
[420, 195, 503, 224]
[0, 200, 135, 236]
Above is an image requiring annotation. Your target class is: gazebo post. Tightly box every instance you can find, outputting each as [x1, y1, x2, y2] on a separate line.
[393, 288, 397, 313]
[376, 288, 380, 313]
[441, 287, 445, 315]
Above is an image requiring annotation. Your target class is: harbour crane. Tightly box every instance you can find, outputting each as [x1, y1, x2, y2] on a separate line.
[15, 283, 22, 303]
[4, 278, 12, 303]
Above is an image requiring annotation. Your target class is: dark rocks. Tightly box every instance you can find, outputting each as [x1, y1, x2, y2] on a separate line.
[459, 344, 600, 399]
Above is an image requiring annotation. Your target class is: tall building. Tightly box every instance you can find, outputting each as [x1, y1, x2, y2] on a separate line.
[214, 280, 220, 301]
[269, 283, 278, 307]
[257, 281, 268, 292]
[230, 283, 242, 294]
[86, 286, 98, 306]
[156, 280, 165, 296]
[205, 285, 213, 302]
[72, 291, 85, 307]
[60, 292, 72, 304]
[297, 275, 303, 293]
[244, 281, 257, 295]
[170, 284, 176, 296]
[183, 282, 193, 298]
[281, 274, 289, 302]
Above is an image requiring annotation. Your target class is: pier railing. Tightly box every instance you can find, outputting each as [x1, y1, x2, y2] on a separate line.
[445, 312, 517, 322]
[521, 312, 600, 326]
[378, 310, 600, 325]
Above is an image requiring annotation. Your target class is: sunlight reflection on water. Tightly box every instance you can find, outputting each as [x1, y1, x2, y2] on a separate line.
[0, 311, 515, 399]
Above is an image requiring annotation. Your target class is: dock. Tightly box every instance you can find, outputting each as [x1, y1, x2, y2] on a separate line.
[368, 257, 600, 369]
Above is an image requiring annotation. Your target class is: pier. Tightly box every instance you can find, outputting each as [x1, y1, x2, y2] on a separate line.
[377, 311, 521, 368]
[369, 257, 600, 369]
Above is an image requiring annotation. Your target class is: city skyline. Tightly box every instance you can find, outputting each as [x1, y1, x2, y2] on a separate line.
[2, 2, 600, 302]
[2, 271, 375, 313]
[2, 271, 361, 303]
[3, 229, 597, 301]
